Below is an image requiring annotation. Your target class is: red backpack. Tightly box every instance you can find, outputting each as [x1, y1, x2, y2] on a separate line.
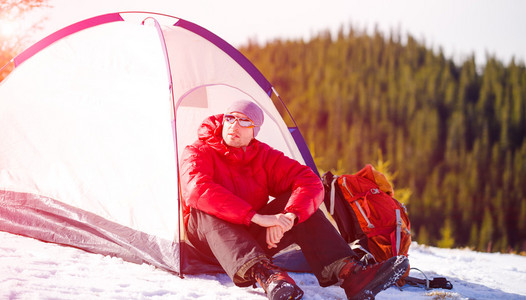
[322, 164, 411, 285]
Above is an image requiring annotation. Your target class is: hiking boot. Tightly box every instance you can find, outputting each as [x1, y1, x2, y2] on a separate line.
[339, 255, 409, 300]
[249, 260, 304, 300]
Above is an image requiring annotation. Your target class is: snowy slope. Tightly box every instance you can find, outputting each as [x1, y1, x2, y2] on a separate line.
[1, 230, 525, 300]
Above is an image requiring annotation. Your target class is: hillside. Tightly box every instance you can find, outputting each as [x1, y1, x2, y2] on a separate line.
[239, 28, 526, 253]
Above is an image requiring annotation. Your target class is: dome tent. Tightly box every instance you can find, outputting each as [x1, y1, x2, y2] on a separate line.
[0, 12, 317, 275]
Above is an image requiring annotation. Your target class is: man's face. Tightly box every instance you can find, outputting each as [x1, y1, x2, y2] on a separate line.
[222, 112, 254, 148]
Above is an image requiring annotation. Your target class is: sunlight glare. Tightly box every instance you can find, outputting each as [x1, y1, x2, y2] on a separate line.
[0, 20, 18, 37]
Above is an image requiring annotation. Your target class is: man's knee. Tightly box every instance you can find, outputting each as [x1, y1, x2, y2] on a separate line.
[299, 209, 331, 227]
[187, 209, 240, 239]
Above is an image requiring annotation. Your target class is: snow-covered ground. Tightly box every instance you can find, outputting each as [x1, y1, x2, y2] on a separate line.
[1, 230, 525, 299]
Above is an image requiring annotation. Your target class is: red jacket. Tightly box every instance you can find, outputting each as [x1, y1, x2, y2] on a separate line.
[180, 114, 323, 227]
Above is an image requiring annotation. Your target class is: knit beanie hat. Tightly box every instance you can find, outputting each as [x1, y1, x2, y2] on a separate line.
[225, 100, 264, 137]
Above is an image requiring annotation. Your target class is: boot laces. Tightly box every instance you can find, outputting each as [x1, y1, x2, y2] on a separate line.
[250, 260, 282, 289]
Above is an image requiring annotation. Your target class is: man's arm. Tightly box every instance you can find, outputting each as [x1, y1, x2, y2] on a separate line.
[264, 149, 324, 224]
[251, 212, 295, 229]
[180, 145, 257, 225]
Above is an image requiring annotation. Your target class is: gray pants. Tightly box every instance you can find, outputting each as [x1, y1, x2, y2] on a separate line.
[185, 194, 355, 287]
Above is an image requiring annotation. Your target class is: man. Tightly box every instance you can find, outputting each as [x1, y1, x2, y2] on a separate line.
[180, 100, 409, 300]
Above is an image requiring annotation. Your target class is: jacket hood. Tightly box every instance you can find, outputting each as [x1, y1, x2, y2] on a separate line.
[197, 114, 224, 144]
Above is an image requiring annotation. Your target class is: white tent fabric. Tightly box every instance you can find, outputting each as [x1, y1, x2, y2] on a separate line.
[0, 19, 177, 240]
[0, 12, 313, 275]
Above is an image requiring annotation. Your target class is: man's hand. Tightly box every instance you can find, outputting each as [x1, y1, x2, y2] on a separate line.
[266, 226, 283, 249]
[251, 213, 295, 230]
[283, 212, 297, 230]
[252, 212, 297, 248]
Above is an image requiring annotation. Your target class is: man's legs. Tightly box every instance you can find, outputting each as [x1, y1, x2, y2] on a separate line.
[255, 195, 357, 286]
[257, 195, 410, 300]
[186, 207, 304, 300]
[282, 210, 357, 286]
[186, 208, 267, 286]
[186, 198, 409, 300]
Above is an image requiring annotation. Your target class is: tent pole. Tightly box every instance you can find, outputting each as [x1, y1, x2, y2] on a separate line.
[146, 16, 185, 278]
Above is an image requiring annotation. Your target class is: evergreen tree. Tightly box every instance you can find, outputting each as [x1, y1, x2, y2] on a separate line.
[418, 226, 430, 246]
[437, 219, 455, 249]
[479, 209, 494, 252]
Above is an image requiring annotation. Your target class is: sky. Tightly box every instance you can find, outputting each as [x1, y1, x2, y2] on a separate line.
[17, 0, 526, 66]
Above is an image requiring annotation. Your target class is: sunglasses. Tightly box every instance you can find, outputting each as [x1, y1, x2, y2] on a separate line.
[223, 114, 258, 128]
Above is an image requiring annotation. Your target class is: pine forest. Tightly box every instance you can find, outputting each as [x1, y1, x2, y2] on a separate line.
[239, 27, 526, 254]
